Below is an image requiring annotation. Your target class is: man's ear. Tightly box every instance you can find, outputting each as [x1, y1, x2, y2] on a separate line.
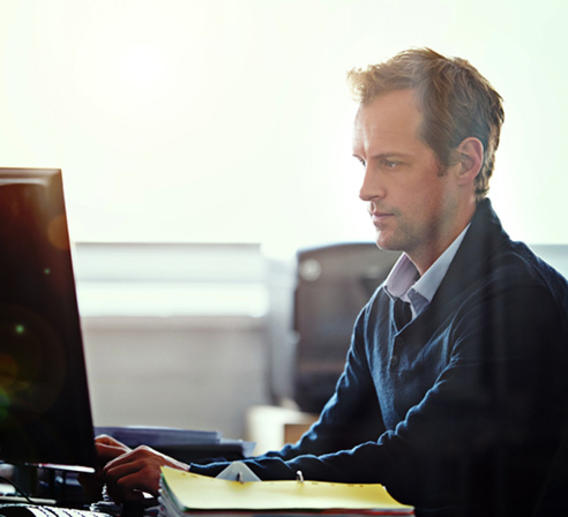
[455, 137, 484, 184]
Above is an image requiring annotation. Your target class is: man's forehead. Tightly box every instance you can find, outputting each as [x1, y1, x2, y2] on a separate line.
[355, 89, 421, 125]
[352, 89, 423, 153]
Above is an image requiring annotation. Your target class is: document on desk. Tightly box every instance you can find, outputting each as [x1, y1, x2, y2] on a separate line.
[95, 426, 221, 447]
[159, 467, 414, 515]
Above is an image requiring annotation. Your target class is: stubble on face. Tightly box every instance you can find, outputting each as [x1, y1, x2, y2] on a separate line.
[354, 90, 462, 272]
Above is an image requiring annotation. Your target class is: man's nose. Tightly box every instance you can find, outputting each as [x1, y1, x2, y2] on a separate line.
[359, 168, 385, 202]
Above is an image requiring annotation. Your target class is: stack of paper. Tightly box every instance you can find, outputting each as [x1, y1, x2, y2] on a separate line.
[94, 426, 222, 448]
[159, 467, 414, 516]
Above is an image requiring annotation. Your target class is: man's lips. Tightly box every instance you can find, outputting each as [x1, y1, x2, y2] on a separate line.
[370, 211, 394, 226]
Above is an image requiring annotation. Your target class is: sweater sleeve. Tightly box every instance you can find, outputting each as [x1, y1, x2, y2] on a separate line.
[189, 304, 385, 477]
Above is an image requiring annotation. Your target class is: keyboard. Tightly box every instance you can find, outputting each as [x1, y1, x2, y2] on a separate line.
[0, 504, 111, 517]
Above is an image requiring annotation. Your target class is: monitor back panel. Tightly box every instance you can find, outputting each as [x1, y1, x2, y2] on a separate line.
[0, 168, 96, 468]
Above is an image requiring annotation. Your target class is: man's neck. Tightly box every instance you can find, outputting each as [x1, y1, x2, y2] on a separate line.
[409, 199, 476, 275]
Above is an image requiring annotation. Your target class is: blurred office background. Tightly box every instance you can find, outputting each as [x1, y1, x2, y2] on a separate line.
[1, 0, 567, 452]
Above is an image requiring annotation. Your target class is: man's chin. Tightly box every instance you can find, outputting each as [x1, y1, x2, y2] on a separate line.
[375, 233, 393, 251]
[375, 233, 404, 253]
[375, 243, 398, 252]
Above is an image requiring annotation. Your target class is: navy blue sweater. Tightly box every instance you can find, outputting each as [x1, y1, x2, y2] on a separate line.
[191, 199, 568, 516]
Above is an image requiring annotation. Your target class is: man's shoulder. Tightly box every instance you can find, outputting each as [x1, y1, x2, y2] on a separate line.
[433, 216, 568, 334]
[486, 238, 567, 296]
[453, 237, 568, 338]
[454, 198, 567, 303]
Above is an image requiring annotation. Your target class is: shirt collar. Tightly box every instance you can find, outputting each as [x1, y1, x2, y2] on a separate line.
[384, 223, 470, 316]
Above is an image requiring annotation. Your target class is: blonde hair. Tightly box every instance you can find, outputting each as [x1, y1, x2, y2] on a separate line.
[347, 48, 504, 200]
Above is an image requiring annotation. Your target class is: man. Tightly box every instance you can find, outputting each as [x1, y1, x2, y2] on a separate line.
[93, 49, 568, 516]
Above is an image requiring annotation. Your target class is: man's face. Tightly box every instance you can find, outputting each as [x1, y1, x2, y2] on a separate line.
[352, 89, 460, 270]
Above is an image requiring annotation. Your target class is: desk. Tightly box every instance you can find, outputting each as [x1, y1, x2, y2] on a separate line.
[246, 405, 318, 455]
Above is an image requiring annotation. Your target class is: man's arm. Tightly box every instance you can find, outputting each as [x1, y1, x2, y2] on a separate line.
[94, 305, 385, 499]
[272, 303, 386, 457]
[190, 304, 385, 474]
[195, 284, 568, 512]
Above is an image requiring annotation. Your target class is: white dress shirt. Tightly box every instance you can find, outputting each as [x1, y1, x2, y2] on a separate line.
[384, 224, 470, 320]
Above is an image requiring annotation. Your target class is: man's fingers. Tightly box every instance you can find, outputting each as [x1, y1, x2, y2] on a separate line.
[96, 442, 131, 463]
[104, 458, 146, 483]
[98, 445, 189, 502]
[94, 434, 132, 466]
[103, 444, 179, 471]
[103, 445, 151, 471]
[95, 434, 128, 448]
[111, 464, 161, 497]
[102, 447, 160, 491]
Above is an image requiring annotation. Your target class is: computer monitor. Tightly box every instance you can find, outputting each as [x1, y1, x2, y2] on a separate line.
[0, 167, 96, 471]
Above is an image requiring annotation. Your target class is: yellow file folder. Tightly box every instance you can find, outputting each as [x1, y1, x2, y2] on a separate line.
[160, 466, 413, 514]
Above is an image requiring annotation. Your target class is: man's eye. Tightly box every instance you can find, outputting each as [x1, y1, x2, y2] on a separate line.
[381, 159, 400, 169]
[356, 157, 366, 167]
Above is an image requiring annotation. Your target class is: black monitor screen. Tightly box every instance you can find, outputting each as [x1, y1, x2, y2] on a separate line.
[0, 168, 96, 469]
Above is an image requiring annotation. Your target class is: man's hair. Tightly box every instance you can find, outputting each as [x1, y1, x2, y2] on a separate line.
[347, 48, 504, 200]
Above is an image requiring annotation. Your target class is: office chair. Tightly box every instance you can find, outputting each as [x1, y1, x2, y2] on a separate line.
[264, 242, 399, 413]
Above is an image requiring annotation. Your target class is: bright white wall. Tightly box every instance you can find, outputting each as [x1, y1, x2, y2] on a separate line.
[1, 0, 567, 251]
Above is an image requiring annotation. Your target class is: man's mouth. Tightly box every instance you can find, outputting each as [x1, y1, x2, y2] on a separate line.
[370, 211, 394, 227]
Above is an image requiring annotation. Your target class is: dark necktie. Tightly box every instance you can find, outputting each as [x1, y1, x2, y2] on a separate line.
[394, 298, 412, 329]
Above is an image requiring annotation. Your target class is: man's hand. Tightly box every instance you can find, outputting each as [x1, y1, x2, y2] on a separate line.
[79, 434, 132, 501]
[95, 434, 132, 463]
[101, 442, 190, 501]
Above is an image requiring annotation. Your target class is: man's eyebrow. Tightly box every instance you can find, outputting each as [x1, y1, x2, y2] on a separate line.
[369, 152, 413, 160]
